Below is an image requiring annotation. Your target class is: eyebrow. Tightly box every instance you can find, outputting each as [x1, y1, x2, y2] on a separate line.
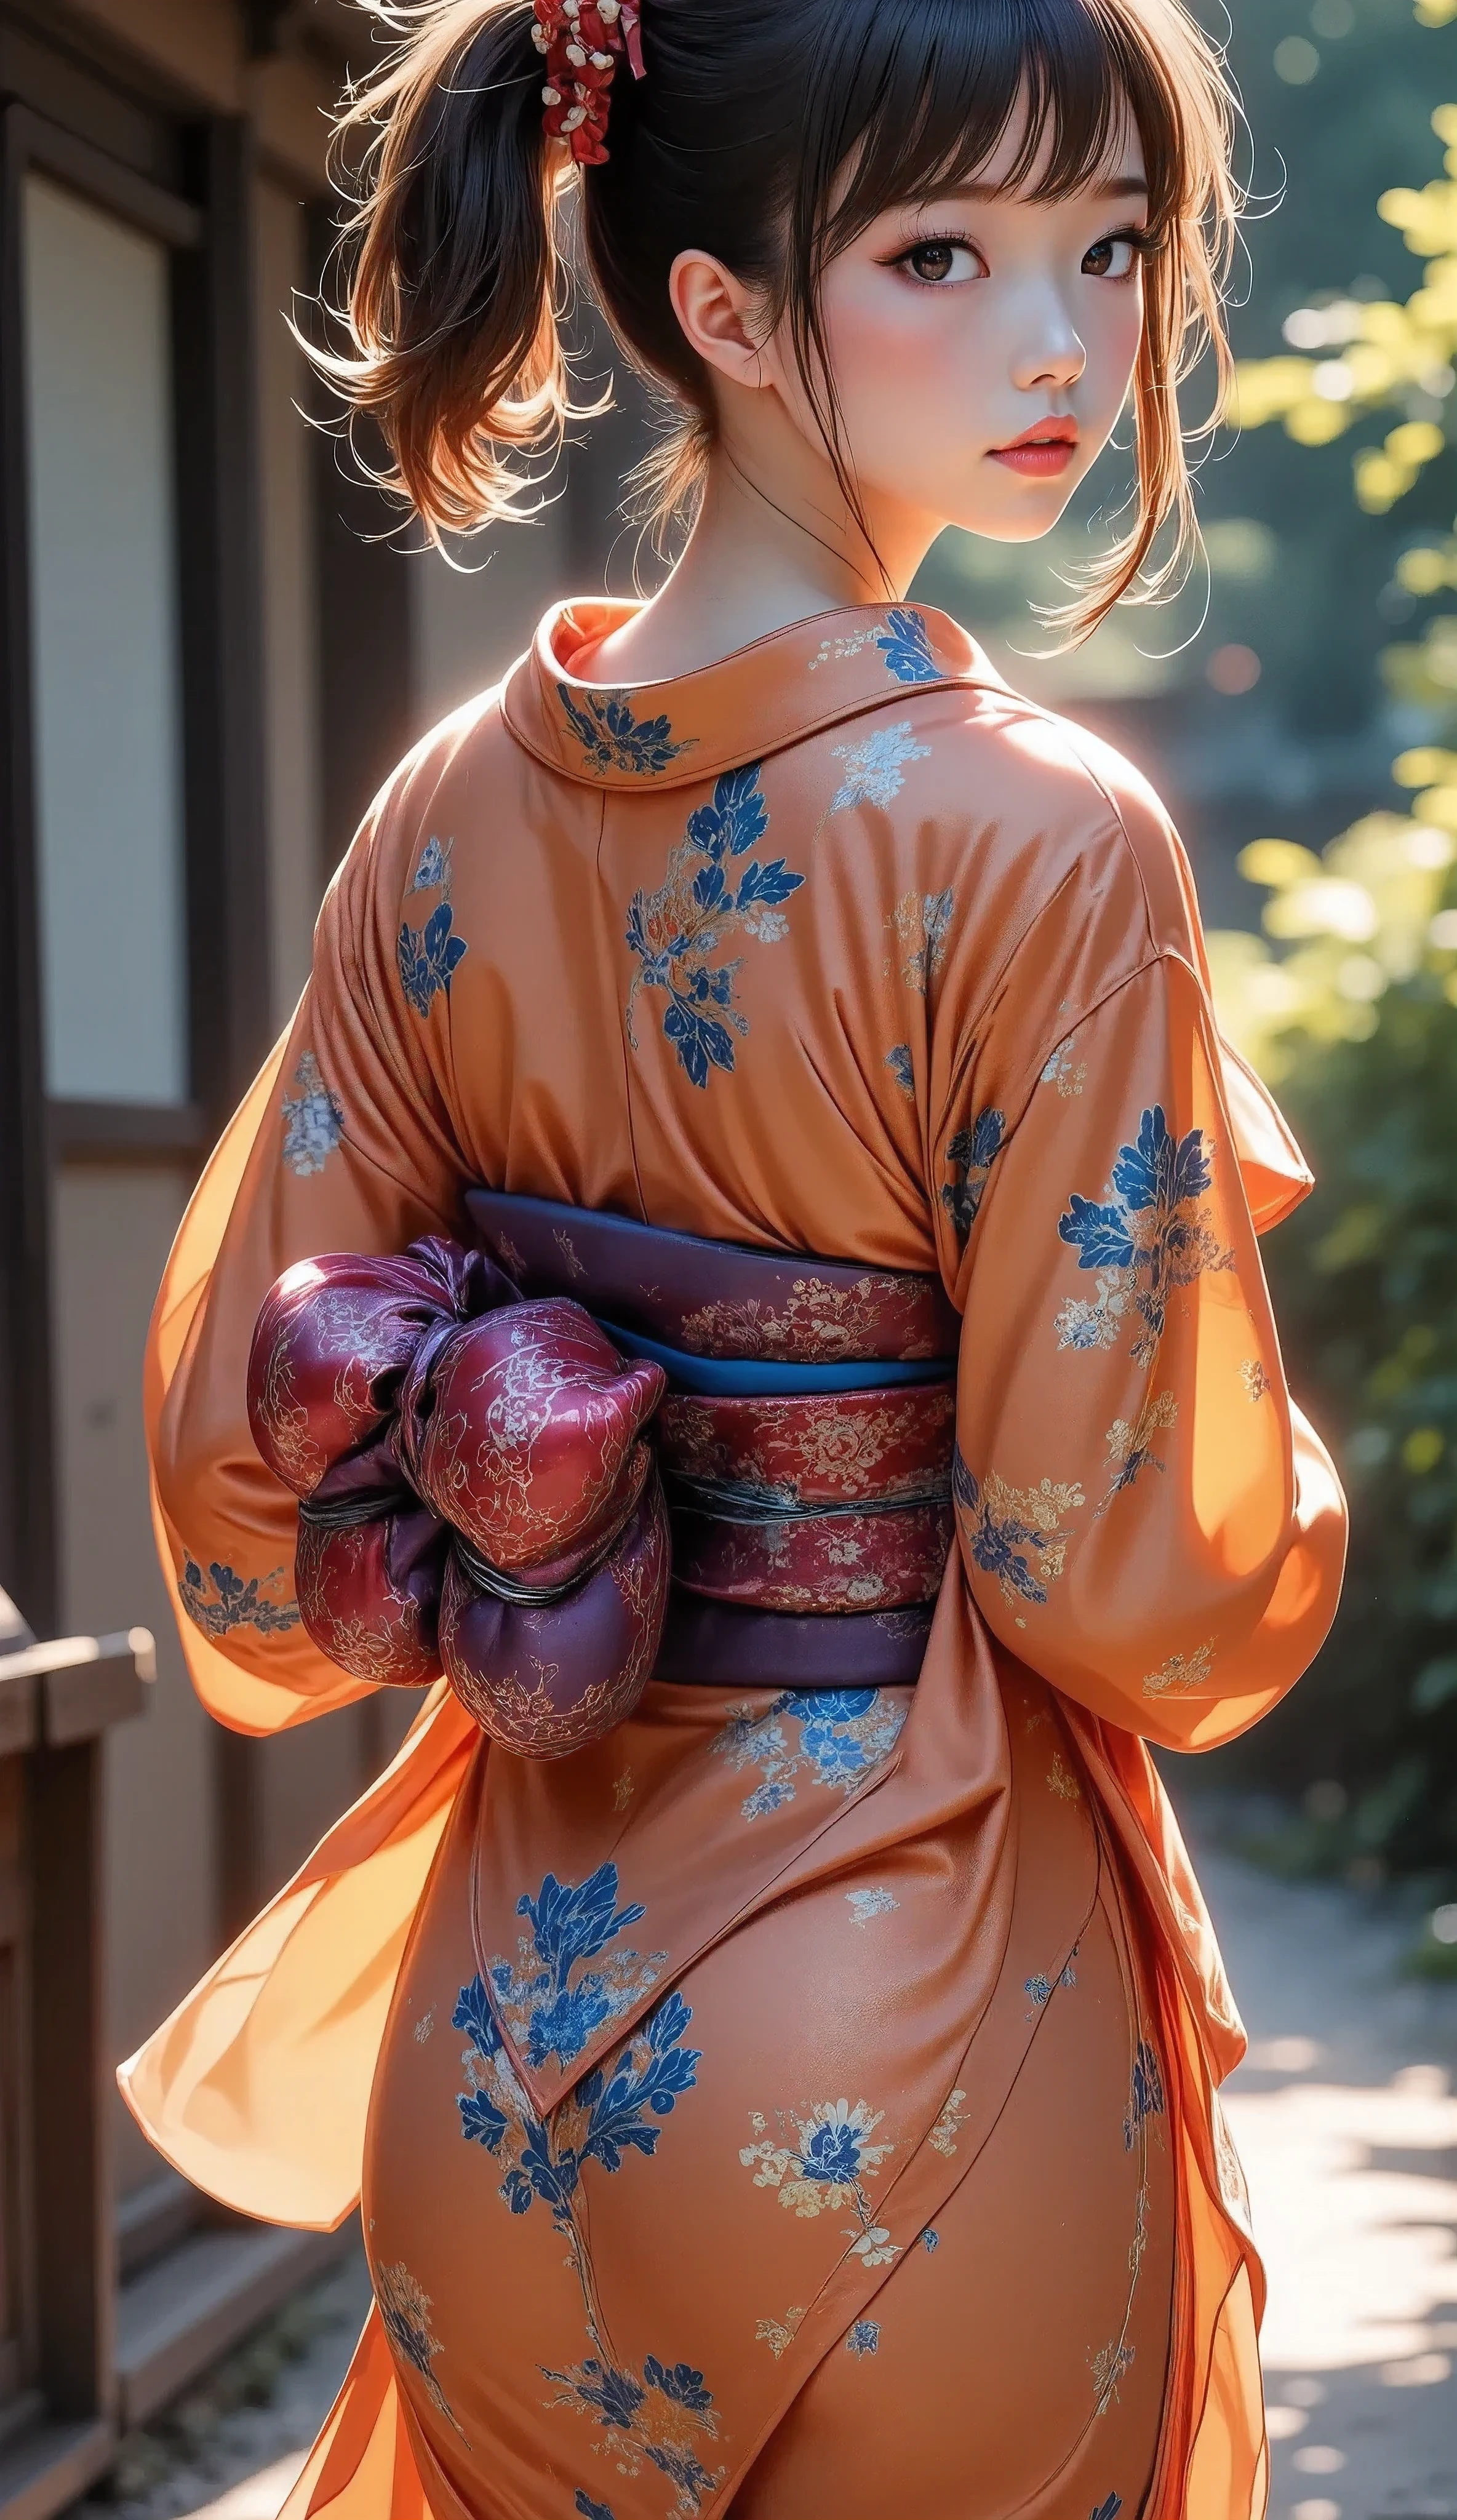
[925, 174, 1150, 205]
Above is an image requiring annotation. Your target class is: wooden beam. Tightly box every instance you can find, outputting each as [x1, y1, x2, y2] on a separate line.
[0, 103, 58, 1638]
[175, 113, 273, 1131]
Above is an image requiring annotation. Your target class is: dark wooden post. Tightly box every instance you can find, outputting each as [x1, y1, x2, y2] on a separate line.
[174, 116, 273, 1942]
[0, 99, 57, 1641]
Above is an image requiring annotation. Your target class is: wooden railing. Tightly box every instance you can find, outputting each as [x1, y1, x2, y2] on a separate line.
[0, 1599, 151, 2520]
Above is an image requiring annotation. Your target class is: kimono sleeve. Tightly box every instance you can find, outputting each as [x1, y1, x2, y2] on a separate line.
[946, 948, 1347, 1753]
[146, 807, 469, 1737]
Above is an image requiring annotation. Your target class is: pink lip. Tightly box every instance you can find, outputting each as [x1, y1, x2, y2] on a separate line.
[989, 421, 1080, 479]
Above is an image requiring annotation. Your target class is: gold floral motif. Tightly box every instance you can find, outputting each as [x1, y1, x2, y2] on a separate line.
[962, 1469, 1085, 1608]
[553, 1228, 587, 1282]
[740, 2101, 898, 2268]
[1140, 1638, 1216, 1699]
[927, 2088, 968, 2158]
[427, 1326, 645, 1563]
[1240, 1358, 1272, 1402]
[677, 1276, 938, 1363]
[1047, 1751, 1082, 1801]
[1099, 1389, 1179, 1512]
[885, 888, 954, 994]
[755, 2308, 807, 2359]
[449, 1653, 610, 1753]
[660, 1387, 952, 1501]
[1128, 2182, 1149, 2279]
[1055, 1270, 1132, 1354]
[1211, 2091, 1252, 2230]
[613, 1769, 635, 1811]
[295, 1518, 429, 1683]
[1089, 2337, 1135, 2412]
[1041, 1043, 1087, 1099]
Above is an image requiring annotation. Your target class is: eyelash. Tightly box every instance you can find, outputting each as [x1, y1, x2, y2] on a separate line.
[889, 226, 1160, 284]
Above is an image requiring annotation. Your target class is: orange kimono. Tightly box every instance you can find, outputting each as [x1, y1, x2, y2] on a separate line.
[122, 599, 1346, 2520]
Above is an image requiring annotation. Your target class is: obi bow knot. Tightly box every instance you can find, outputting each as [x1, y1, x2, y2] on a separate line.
[247, 1237, 669, 1756]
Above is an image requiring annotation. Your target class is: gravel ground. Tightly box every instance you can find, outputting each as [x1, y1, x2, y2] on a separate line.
[76, 1849, 1457, 2520]
[75, 2254, 374, 2520]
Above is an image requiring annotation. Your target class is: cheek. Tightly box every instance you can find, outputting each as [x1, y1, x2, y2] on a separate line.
[1082, 285, 1146, 408]
[810, 278, 995, 442]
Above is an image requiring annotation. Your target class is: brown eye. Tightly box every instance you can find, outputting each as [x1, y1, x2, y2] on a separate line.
[908, 240, 956, 284]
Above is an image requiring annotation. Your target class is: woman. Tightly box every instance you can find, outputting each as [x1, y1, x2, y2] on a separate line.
[124, 4, 1346, 2517]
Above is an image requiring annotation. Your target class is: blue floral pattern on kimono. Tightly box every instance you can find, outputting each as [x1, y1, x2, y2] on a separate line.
[875, 608, 941, 684]
[398, 833, 468, 1016]
[712, 1688, 908, 1818]
[1057, 1106, 1232, 1366]
[625, 765, 804, 1088]
[943, 1107, 1007, 1241]
[452, 1866, 720, 2516]
[180, 1557, 299, 1638]
[951, 1449, 1084, 1609]
[373, 2262, 466, 2437]
[557, 684, 696, 776]
[482, 1863, 666, 2071]
[1122, 2038, 1165, 2150]
[455, 1970, 700, 2231]
[280, 1052, 343, 1176]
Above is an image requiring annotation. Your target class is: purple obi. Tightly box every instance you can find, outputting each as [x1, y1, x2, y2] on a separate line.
[248, 1197, 957, 1758]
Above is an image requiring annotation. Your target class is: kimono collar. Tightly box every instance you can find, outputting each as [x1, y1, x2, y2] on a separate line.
[501, 594, 1002, 791]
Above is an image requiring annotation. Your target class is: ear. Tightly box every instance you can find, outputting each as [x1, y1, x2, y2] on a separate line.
[668, 248, 773, 393]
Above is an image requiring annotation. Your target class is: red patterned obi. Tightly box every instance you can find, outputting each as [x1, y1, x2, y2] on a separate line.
[247, 1198, 957, 1757]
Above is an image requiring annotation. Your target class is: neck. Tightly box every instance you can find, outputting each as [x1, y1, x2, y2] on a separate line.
[584, 428, 941, 685]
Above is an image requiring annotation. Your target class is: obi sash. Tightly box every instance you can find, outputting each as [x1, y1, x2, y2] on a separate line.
[465, 1190, 959, 1692]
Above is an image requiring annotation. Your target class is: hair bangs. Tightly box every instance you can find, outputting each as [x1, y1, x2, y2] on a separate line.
[819, 0, 1160, 270]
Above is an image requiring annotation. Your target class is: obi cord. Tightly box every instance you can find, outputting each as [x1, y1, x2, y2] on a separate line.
[245, 1196, 960, 1756]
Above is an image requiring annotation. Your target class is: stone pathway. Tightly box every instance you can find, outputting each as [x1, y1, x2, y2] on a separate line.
[1203, 1849, 1457, 2520]
[80, 1853, 1457, 2520]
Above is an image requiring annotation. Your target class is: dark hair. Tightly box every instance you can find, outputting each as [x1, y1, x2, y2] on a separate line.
[317, 0, 1240, 639]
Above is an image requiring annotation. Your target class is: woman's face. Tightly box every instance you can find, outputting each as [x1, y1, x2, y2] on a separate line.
[768, 108, 1153, 551]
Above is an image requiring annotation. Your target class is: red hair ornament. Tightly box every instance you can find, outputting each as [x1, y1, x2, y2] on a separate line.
[532, 0, 644, 167]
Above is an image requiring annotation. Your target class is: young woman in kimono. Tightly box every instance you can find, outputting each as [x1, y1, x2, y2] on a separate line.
[125, 3, 1347, 2517]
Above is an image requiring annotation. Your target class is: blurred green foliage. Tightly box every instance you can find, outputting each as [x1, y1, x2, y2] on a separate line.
[1204, 0, 1457, 1884]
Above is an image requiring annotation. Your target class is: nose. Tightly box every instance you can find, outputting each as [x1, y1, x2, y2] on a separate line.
[1011, 289, 1087, 396]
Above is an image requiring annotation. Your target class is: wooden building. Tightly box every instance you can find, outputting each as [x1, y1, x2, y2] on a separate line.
[0, 6, 619, 2512]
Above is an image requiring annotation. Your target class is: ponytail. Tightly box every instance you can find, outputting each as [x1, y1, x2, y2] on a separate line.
[314, 0, 580, 539]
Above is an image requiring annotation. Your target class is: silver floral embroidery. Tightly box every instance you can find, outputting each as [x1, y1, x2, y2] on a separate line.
[1042, 1043, 1087, 1099]
[828, 722, 932, 813]
[281, 1052, 343, 1177]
